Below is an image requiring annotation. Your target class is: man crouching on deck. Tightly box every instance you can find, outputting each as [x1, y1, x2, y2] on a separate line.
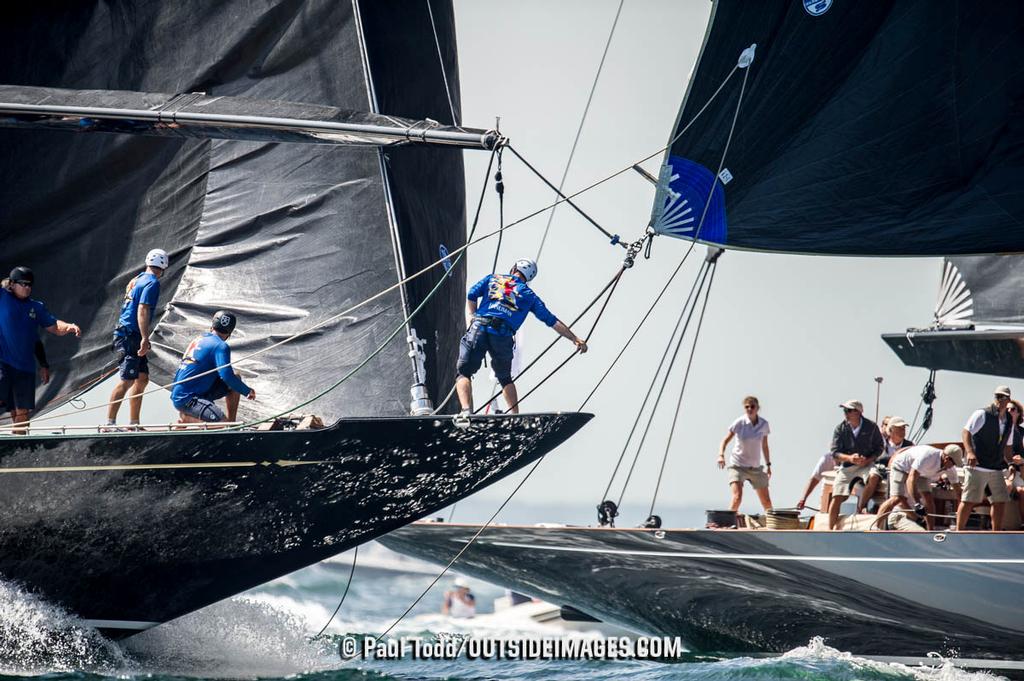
[455, 258, 587, 415]
[171, 310, 255, 424]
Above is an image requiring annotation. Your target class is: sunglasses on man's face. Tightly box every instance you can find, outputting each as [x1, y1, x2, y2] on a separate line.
[844, 408, 857, 414]
[744, 405, 757, 410]
[997, 395, 1010, 401]
[14, 281, 32, 287]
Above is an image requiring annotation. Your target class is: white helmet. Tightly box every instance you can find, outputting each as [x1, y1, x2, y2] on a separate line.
[513, 258, 538, 282]
[146, 248, 169, 270]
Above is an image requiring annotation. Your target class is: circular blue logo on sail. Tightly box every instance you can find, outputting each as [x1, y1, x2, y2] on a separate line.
[803, 0, 833, 16]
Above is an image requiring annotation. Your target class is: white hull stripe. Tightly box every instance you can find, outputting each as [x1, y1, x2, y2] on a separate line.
[81, 618, 160, 630]
[0, 459, 330, 474]
[482, 541, 1024, 564]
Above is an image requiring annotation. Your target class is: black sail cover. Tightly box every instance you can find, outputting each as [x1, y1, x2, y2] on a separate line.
[655, 0, 1024, 256]
[0, 1, 468, 420]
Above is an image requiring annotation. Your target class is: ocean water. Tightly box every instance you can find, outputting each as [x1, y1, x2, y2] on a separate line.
[0, 542, 1008, 681]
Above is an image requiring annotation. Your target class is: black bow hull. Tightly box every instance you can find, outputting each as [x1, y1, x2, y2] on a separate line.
[0, 413, 590, 637]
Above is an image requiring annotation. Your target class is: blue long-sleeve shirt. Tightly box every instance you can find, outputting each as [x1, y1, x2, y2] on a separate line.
[171, 332, 251, 408]
[467, 273, 558, 336]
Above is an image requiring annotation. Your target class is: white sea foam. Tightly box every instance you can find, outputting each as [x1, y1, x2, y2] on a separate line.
[781, 637, 1006, 681]
[121, 596, 338, 678]
[0, 580, 127, 675]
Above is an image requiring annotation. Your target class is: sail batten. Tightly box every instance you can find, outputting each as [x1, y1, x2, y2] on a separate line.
[0, 84, 497, 149]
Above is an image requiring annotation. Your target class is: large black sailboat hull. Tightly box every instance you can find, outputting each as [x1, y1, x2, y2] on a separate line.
[381, 524, 1024, 668]
[0, 413, 590, 636]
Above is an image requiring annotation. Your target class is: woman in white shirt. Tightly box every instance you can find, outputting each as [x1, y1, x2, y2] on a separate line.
[717, 395, 773, 512]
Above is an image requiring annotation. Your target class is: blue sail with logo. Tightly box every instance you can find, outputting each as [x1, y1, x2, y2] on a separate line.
[652, 0, 1024, 256]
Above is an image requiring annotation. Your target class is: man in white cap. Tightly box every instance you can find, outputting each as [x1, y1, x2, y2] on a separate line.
[874, 444, 963, 531]
[456, 258, 587, 416]
[442, 576, 476, 618]
[958, 385, 1020, 530]
[827, 399, 884, 529]
[106, 248, 168, 429]
[857, 416, 915, 514]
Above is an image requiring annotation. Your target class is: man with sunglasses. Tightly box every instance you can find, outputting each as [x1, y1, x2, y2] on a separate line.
[0, 266, 81, 432]
[957, 385, 1023, 530]
[828, 399, 884, 529]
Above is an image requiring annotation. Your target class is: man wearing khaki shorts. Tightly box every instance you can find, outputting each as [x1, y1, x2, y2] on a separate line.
[828, 399, 884, 530]
[717, 396, 773, 512]
[958, 386, 1021, 531]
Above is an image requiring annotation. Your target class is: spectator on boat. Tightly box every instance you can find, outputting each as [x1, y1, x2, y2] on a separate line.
[442, 577, 476, 618]
[1006, 464, 1024, 530]
[456, 259, 587, 415]
[796, 452, 835, 511]
[958, 386, 1023, 531]
[717, 395, 773, 512]
[874, 444, 963, 531]
[828, 399, 884, 530]
[1008, 399, 1024, 460]
[857, 416, 914, 514]
[106, 249, 168, 430]
[0, 267, 81, 433]
[171, 311, 255, 424]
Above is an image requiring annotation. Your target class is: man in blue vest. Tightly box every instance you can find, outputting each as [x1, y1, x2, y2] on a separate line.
[455, 258, 587, 415]
[107, 248, 168, 428]
[0, 267, 81, 432]
[958, 385, 1023, 530]
[171, 310, 255, 424]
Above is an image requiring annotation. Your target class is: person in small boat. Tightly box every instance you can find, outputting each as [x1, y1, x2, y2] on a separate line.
[171, 310, 255, 424]
[857, 416, 914, 514]
[107, 248, 168, 429]
[456, 258, 587, 415]
[874, 444, 963, 531]
[0, 267, 81, 432]
[957, 386, 1022, 531]
[795, 452, 835, 511]
[717, 395, 773, 512]
[442, 577, 476, 618]
[828, 399, 884, 530]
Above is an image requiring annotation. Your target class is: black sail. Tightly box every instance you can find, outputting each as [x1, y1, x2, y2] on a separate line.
[0, 1, 469, 420]
[655, 0, 1024, 256]
[884, 256, 1024, 378]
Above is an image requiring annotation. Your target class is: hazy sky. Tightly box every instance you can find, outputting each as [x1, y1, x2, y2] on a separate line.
[49, 1, 1018, 526]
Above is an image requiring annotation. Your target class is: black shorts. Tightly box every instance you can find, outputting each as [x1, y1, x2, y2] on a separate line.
[456, 321, 515, 386]
[112, 330, 149, 380]
[0, 362, 36, 412]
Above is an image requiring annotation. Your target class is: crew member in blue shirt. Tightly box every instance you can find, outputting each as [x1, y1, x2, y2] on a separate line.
[0, 266, 81, 432]
[456, 258, 587, 415]
[171, 310, 256, 424]
[107, 248, 169, 428]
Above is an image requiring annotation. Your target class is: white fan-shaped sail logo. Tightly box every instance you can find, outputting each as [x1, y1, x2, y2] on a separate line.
[651, 162, 695, 235]
[934, 260, 974, 326]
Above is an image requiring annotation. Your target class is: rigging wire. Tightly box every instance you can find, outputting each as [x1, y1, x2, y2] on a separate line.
[597, 260, 709, 503]
[535, 0, 624, 262]
[490, 147, 506, 274]
[647, 262, 718, 517]
[425, 0, 460, 127]
[14, 53, 745, 432]
[508, 145, 622, 246]
[614, 263, 713, 509]
[313, 545, 358, 639]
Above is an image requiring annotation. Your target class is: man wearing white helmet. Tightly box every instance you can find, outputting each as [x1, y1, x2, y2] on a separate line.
[456, 258, 587, 415]
[106, 248, 168, 429]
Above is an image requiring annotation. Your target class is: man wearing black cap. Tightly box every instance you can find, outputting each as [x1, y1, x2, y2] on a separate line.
[0, 267, 81, 432]
[170, 310, 255, 424]
[827, 398, 884, 529]
[958, 385, 1021, 530]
